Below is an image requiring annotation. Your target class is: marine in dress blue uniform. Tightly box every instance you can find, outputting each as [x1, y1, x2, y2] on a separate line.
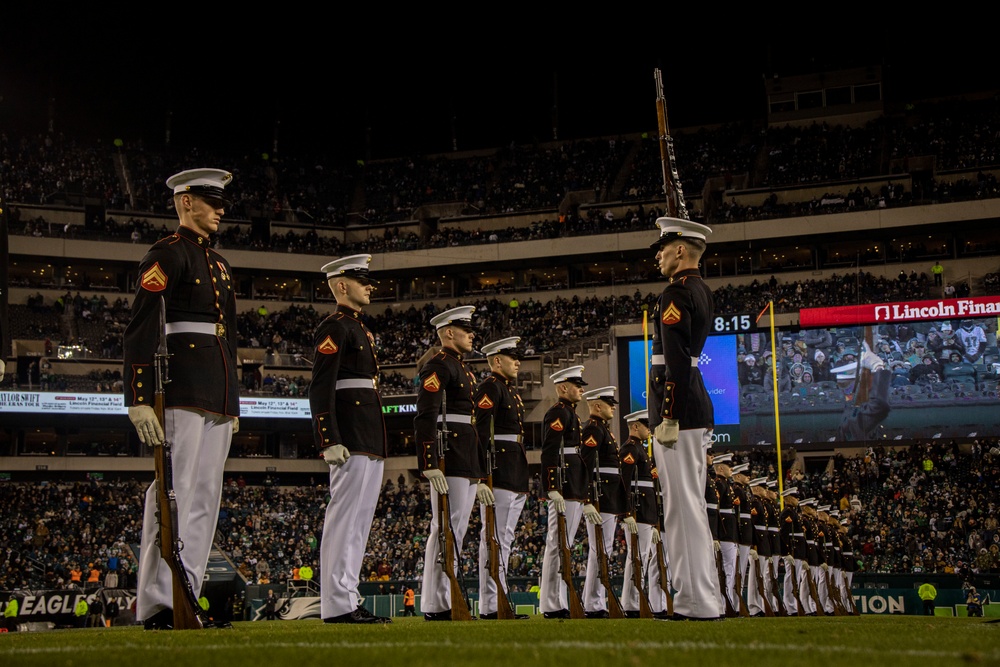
[126, 169, 239, 628]
[619, 410, 669, 618]
[580, 386, 625, 617]
[474, 336, 529, 620]
[415, 306, 485, 620]
[647, 217, 720, 620]
[539, 365, 594, 618]
[310, 255, 390, 624]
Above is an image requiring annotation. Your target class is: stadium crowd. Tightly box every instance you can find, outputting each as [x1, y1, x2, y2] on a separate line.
[3, 442, 999, 594]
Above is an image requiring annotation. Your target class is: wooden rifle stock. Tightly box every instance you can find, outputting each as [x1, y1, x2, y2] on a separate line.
[484, 419, 514, 619]
[734, 557, 750, 617]
[484, 482, 514, 619]
[437, 489, 472, 621]
[557, 513, 586, 619]
[768, 559, 787, 616]
[716, 549, 737, 618]
[590, 465, 624, 620]
[592, 518, 625, 619]
[788, 559, 807, 616]
[628, 528, 653, 618]
[752, 554, 775, 617]
[828, 571, 848, 616]
[805, 567, 826, 616]
[436, 395, 472, 621]
[654, 539, 673, 616]
[152, 298, 204, 630]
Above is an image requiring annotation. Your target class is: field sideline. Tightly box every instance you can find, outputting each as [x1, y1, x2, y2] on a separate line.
[1, 616, 997, 667]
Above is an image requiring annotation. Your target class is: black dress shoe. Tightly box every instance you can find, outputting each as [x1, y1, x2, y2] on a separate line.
[653, 611, 671, 620]
[203, 619, 233, 629]
[624, 611, 640, 619]
[751, 612, 765, 618]
[325, 608, 384, 624]
[543, 609, 571, 619]
[423, 610, 452, 621]
[143, 609, 174, 630]
[480, 612, 530, 620]
[585, 610, 610, 619]
[671, 613, 723, 621]
[352, 605, 392, 623]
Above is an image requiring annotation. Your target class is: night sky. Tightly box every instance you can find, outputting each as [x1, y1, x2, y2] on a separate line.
[3, 18, 994, 162]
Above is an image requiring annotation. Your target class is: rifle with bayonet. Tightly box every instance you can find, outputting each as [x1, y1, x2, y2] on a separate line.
[591, 458, 625, 619]
[627, 467, 653, 619]
[484, 416, 515, 619]
[152, 297, 205, 630]
[654, 67, 689, 221]
[436, 393, 472, 621]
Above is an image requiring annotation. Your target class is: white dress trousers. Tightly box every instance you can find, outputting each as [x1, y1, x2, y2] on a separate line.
[653, 428, 720, 619]
[320, 454, 384, 619]
[137, 408, 232, 621]
[420, 477, 477, 614]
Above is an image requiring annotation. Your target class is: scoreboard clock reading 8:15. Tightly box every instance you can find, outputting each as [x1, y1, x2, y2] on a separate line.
[712, 314, 755, 334]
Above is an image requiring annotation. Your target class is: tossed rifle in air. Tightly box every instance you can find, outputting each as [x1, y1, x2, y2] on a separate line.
[627, 467, 653, 619]
[591, 459, 625, 619]
[436, 393, 472, 621]
[152, 297, 205, 630]
[484, 416, 515, 619]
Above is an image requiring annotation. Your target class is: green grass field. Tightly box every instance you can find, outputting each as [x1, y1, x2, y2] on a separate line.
[2, 616, 997, 667]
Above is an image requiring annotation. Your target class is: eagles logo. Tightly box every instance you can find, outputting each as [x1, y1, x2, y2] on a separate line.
[317, 336, 339, 355]
[661, 301, 682, 325]
[549, 418, 563, 432]
[423, 373, 441, 392]
[140, 263, 168, 292]
[477, 395, 494, 409]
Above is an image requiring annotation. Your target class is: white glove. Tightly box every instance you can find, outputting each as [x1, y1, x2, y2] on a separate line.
[655, 419, 679, 447]
[861, 342, 885, 372]
[713, 540, 721, 554]
[750, 546, 758, 555]
[476, 483, 495, 506]
[547, 490, 566, 514]
[232, 417, 240, 434]
[582, 503, 601, 524]
[821, 563, 829, 572]
[425, 468, 449, 495]
[322, 444, 350, 467]
[622, 516, 638, 535]
[0, 359, 5, 382]
[784, 555, 794, 568]
[651, 529, 662, 545]
[128, 405, 164, 445]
